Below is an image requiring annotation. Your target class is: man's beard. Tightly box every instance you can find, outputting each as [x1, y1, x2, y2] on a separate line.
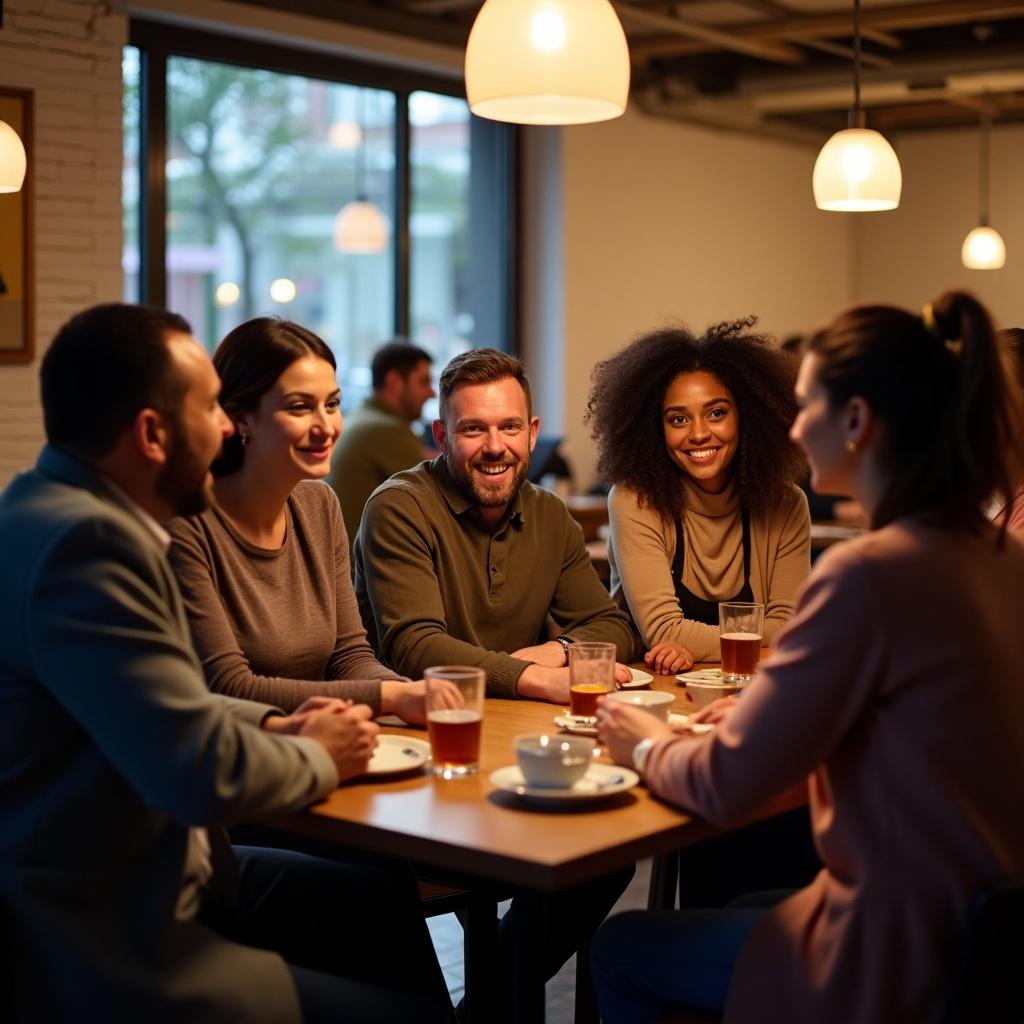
[446, 451, 529, 511]
[156, 420, 216, 518]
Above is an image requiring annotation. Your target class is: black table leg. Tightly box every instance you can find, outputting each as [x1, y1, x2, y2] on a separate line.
[511, 889, 547, 1023]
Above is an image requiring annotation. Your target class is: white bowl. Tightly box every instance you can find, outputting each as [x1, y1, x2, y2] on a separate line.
[684, 679, 739, 711]
[604, 689, 675, 722]
[514, 733, 594, 789]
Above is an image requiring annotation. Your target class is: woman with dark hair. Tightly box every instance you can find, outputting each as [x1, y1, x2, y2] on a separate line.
[592, 291, 1024, 1023]
[993, 327, 1024, 533]
[586, 318, 811, 673]
[168, 317, 427, 723]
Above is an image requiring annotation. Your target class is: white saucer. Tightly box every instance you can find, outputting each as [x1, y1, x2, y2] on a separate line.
[675, 667, 725, 684]
[554, 713, 598, 736]
[489, 763, 639, 801]
[619, 667, 654, 689]
[364, 735, 431, 776]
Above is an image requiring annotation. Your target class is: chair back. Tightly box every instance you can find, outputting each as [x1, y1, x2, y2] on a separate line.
[943, 878, 1024, 1023]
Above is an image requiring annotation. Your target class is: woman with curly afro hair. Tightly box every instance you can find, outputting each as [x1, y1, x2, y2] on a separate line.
[585, 317, 811, 672]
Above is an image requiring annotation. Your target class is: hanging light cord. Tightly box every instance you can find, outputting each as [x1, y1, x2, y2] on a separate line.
[853, 0, 862, 115]
[979, 95, 991, 227]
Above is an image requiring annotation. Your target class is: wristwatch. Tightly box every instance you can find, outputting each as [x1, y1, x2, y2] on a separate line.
[632, 737, 656, 776]
[553, 635, 573, 665]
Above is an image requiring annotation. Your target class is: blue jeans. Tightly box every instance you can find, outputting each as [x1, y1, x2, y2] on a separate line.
[591, 890, 790, 1023]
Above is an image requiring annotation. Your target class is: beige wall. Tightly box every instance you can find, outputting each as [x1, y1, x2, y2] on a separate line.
[853, 123, 1024, 327]
[0, 0, 126, 485]
[525, 108, 855, 491]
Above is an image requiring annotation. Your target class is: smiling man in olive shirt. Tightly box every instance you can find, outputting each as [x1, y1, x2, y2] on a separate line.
[354, 348, 633, 703]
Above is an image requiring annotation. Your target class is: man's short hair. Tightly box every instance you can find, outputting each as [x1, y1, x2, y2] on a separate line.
[371, 340, 433, 390]
[438, 348, 532, 423]
[41, 303, 193, 459]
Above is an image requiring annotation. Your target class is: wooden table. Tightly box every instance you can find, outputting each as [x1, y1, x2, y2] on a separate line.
[275, 673, 711, 1023]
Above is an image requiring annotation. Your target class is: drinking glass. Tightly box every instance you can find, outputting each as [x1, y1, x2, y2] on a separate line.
[425, 666, 485, 778]
[568, 642, 616, 718]
[718, 602, 765, 684]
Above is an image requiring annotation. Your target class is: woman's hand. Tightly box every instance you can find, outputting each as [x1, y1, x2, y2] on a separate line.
[644, 641, 695, 675]
[596, 698, 674, 767]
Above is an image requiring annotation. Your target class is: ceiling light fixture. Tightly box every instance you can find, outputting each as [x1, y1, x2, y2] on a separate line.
[334, 90, 388, 254]
[812, 0, 901, 212]
[961, 95, 1005, 270]
[465, 0, 630, 125]
[0, 119, 27, 193]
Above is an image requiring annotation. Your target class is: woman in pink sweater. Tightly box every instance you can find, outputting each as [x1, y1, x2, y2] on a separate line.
[594, 290, 1024, 1023]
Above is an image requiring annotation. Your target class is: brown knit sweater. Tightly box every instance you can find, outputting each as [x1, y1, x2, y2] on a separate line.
[168, 480, 399, 715]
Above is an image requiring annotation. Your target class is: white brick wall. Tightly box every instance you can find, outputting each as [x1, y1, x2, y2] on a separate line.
[0, 0, 127, 486]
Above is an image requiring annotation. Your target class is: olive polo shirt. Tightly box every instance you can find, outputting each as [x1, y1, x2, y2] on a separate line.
[353, 457, 634, 697]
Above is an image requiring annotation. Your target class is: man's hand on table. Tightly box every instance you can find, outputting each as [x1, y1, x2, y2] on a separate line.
[264, 700, 380, 783]
[511, 640, 566, 668]
[644, 641, 694, 675]
[516, 661, 634, 704]
[596, 698, 675, 767]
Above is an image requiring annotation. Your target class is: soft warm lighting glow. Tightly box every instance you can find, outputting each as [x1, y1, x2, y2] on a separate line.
[269, 278, 297, 303]
[961, 226, 1006, 270]
[465, 0, 630, 125]
[327, 120, 363, 150]
[0, 119, 27, 193]
[333, 199, 388, 254]
[214, 281, 240, 306]
[813, 128, 902, 212]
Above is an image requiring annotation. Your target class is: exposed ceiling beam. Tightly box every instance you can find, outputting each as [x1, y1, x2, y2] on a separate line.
[631, 1, 1024, 60]
[398, 0, 480, 12]
[797, 36, 893, 69]
[614, 1, 805, 64]
[861, 28, 904, 49]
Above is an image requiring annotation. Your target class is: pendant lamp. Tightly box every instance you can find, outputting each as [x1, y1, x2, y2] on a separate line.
[465, 0, 630, 125]
[961, 97, 1005, 270]
[0, 119, 27, 193]
[334, 90, 388, 254]
[812, 0, 901, 212]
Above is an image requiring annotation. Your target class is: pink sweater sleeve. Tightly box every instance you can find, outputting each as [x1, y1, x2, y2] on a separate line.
[644, 543, 885, 826]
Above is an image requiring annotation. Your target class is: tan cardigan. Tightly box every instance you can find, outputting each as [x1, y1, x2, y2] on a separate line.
[643, 521, 1024, 1022]
[607, 481, 810, 661]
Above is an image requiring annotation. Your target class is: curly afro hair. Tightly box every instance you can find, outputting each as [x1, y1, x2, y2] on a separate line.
[585, 317, 807, 522]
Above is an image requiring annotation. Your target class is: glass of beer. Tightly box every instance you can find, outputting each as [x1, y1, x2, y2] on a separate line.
[568, 642, 616, 718]
[425, 666, 485, 778]
[718, 602, 765, 684]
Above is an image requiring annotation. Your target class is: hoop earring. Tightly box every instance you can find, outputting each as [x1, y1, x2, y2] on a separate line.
[240, 433, 250, 447]
[844, 440, 857, 454]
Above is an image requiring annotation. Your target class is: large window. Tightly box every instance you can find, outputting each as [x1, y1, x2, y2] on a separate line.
[124, 25, 516, 410]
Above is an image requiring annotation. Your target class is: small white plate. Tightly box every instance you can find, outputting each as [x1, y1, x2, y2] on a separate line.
[364, 735, 431, 776]
[489, 763, 639, 801]
[619, 667, 654, 690]
[554, 713, 598, 736]
[675, 668, 725, 684]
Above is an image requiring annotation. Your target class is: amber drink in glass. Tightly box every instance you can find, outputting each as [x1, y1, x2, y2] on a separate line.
[719, 602, 765, 684]
[425, 666, 485, 778]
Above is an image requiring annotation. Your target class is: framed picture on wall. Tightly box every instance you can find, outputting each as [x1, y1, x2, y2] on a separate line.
[0, 85, 33, 364]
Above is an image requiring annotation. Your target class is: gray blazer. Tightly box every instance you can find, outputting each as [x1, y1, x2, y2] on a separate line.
[0, 448, 338, 1022]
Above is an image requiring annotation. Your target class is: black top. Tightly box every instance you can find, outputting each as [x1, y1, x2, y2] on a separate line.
[671, 509, 755, 626]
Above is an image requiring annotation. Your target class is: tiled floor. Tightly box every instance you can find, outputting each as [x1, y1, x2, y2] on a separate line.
[426, 859, 654, 1022]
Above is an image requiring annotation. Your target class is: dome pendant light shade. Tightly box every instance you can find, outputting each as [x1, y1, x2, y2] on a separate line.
[811, 0, 901, 212]
[813, 128, 902, 211]
[961, 226, 1006, 270]
[465, 0, 631, 125]
[0, 119, 28, 193]
[333, 197, 388, 254]
[961, 95, 1005, 270]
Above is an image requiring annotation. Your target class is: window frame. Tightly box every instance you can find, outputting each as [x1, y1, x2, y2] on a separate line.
[128, 19, 519, 353]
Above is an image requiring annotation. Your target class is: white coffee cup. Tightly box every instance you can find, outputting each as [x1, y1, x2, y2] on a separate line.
[514, 733, 594, 789]
[604, 689, 675, 722]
